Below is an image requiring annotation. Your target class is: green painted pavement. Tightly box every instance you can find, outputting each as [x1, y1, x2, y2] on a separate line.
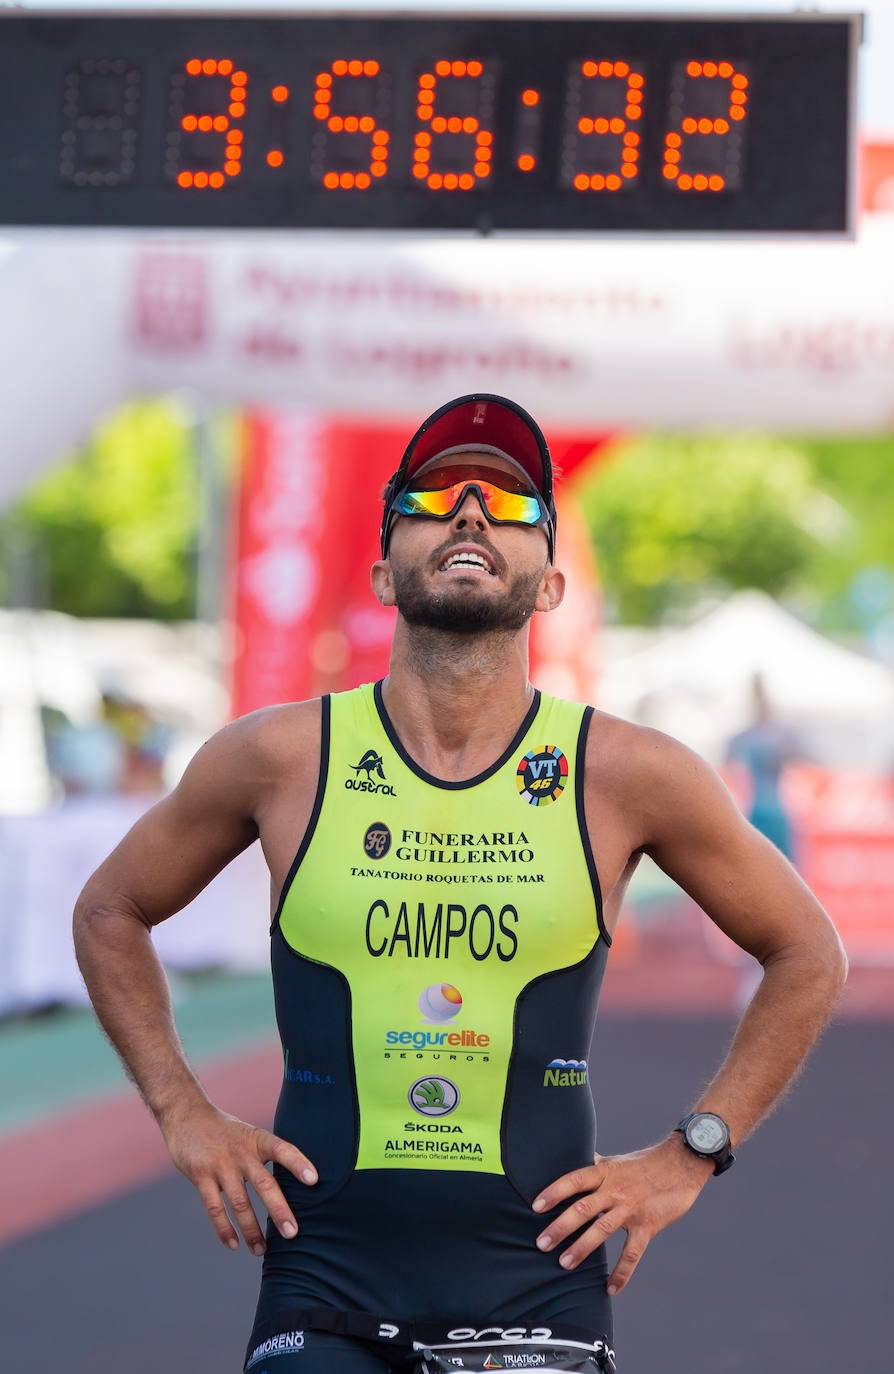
[0, 971, 276, 1137]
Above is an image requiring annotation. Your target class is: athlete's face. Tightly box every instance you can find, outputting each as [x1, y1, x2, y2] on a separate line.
[372, 452, 564, 633]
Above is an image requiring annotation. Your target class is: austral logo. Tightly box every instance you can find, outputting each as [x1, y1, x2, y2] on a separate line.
[408, 1075, 460, 1117]
[363, 822, 392, 859]
[346, 749, 396, 796]
[516, 745, 568, 806]
[543, 1058, 588, 1087]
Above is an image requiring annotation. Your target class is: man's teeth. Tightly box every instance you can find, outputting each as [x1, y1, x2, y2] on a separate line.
[443, 552, 490, 572]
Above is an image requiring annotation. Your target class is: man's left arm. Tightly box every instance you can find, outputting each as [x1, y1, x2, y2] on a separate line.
[532, 728, 847, 1294]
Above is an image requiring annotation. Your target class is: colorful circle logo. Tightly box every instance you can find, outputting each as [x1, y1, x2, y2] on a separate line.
[409, 1076, 460, 1117]
[515, 745, 568, 806]
[418, 983, 463, 1023]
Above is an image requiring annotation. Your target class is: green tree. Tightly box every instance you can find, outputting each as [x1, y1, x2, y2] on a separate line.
[2, 397, 203, 618]
[796, 433, 894, 634]
[578, 432, 832, 624]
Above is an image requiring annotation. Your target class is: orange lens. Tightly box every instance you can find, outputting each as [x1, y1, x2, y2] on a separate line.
[397, 479, 544, 526]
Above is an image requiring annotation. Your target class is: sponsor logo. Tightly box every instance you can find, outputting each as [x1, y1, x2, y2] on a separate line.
[385, 1139, 483, 1157]
[345, 749, 396, 796]
[393, 830, 534, 865]
[366, 900, 519, 962]
[363, 822, 392, 859]
[448, 1328, 554, 1342]
[386, 992, 489, 1061]
[385, 1120, 483, 1157]
[352, 749, 385, 780]
[419, 982, 462, 1022]
[246, 1330, 305, 1367]
[409, 1075, 460, 1116]
[386, 1028, 490, 1051]
[489, 1355, 545, 1369]
[515, 746, 568, 806]
[283, 1048, 334, 1086]
[543, 1058, 588, 1087]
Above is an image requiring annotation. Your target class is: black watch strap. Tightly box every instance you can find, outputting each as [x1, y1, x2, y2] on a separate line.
[675, 1112, 736, 1175]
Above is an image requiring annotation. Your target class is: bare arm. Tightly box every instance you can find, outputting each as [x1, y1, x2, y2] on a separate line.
[73, 702, 321, 1256]
[533, 726, 847, 1291]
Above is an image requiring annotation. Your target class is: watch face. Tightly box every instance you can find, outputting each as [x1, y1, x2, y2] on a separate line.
[688, 1114, 729, 1154]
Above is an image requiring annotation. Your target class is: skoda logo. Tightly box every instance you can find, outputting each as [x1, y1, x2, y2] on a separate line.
[408, 1076, 460, 1117]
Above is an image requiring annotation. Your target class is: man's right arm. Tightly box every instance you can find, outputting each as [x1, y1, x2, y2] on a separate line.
[73, 704, 320, 1256]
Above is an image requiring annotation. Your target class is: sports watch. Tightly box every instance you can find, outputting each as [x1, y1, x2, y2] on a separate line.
[674, 1112, 736, 1175]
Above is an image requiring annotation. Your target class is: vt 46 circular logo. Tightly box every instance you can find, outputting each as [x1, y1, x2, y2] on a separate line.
[516, 745, 568, 806]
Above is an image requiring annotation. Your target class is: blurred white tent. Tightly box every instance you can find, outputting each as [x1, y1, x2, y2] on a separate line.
[0, 611, 228, 813]
[597, 590, 894, 768]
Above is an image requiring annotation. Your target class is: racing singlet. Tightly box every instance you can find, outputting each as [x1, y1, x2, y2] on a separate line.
[252, 680, 612, 1340]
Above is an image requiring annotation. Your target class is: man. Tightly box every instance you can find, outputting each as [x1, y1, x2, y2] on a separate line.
[74, 394, 846, 1374]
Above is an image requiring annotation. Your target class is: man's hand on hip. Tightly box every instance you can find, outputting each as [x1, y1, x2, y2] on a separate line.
[161, 1103, 318, 1256]
[532, 1138, 714, 1294]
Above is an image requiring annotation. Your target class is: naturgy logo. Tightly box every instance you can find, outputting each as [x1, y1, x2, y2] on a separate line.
[543, 1057, 588, 1087]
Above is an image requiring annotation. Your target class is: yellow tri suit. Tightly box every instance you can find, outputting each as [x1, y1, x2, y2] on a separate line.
[249, 681, 612, 1351]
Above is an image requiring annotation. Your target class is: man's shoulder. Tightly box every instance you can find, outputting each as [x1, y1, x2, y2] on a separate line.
[211, 697, 324, 784]
[582, 709, 700, 794]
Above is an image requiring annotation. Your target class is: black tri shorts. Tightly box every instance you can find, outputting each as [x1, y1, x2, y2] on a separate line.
[243, 1310, 616, 1374]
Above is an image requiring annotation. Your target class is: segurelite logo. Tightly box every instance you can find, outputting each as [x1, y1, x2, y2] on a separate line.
[418, 982, 462, 1022]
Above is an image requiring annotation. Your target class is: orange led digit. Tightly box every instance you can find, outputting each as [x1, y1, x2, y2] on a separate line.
[313, 59, 390, 190]
[414, 61, 495, 191]
[565, 60, 644, 192]
[663, 60, 749, 192]
[170, 57, 244, 191]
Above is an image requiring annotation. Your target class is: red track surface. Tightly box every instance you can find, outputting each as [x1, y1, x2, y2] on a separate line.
[0, 1041, 283, 1249]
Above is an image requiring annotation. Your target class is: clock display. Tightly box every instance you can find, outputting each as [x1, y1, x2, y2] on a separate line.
[0, 12, 860, 233]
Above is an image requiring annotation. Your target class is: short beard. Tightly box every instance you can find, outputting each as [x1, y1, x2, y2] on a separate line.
[391, 562, 543, 635]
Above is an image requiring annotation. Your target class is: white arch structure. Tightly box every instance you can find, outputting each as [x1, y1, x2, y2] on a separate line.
[1, 219, 894, 509]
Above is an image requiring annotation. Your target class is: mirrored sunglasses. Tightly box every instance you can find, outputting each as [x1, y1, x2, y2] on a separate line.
[392, 465, 550, 532]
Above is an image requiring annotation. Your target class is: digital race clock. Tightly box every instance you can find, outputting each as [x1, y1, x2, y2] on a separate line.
[0, 11, 861, 234]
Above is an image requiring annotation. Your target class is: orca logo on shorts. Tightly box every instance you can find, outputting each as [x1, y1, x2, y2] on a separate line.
[515, 745, 568, 806]
[409, 1075, 460, 1117]
[363, 822, 391, 859]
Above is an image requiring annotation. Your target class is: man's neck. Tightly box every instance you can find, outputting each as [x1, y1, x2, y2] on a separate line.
[380, 622, 535, 782]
